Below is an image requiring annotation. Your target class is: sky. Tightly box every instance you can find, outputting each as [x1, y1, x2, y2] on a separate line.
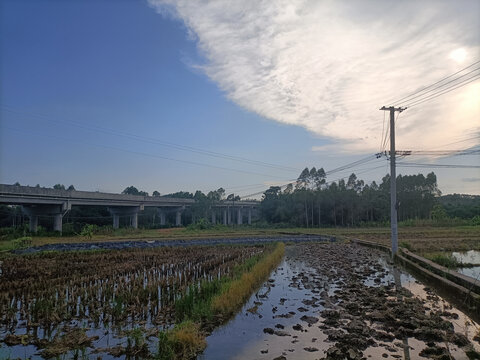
[1, 0, 479, 197]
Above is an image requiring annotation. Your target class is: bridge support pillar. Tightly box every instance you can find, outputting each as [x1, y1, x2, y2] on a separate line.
[22, 204, 66, 234]
[227, 207, 231, 225]
[175, 209, 182, 227]
[131, 213, 138, 229]
[223, 209, 227, 225]
[237, 207, 242, 225]
[211, 211, 216, 224]
[53, 213, 62, 232]
[108, 206, 140, 229]
[29, 215, 38, 233]
[158, 209, 166, 226]
[113, 214, 120, 229]
[248, 207, 252, 225]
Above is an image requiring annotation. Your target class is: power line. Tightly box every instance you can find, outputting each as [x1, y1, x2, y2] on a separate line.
[325, 155, 379, 176]
[239, 163, 389, 199]
[5, 126, 291, 180]
[405, 149, 480, 156]
[398, 67, 480, 106]
[380, 110, 386, 152]
[397, 162, 480, 169]
[2, 106, 300, 173]
[239, 154, 386, 199]
[405, 73, 480, 108]
[385, 59, 480, 105]
[439, 134, 480, 148]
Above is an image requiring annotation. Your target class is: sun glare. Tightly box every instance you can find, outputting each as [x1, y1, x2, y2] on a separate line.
[449, 48, 467, 63]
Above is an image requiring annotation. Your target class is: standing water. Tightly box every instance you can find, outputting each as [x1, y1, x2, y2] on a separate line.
[201, 243, 480, 360]
[452, 250, 480, 279]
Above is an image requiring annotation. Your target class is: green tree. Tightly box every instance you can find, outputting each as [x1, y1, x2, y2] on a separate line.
[431, 204, 448, 221]
[226, 194, 240, 201]
[122, 186, 148, 196]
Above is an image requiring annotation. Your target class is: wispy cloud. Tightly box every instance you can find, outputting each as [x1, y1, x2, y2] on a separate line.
[149, 0, 480, 153]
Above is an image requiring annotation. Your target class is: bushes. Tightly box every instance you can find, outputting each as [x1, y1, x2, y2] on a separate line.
[186, 218, 213, 231]
[470, 215, 480, 226]
[80, 224, 97, 240]
[12, 236, 32, 250]
[0, 225, 28, 241]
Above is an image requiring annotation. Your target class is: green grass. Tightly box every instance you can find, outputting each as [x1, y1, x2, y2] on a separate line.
[424, 252, 462, 268]
[212, 242, 285, 318]
[156, 321, 206, 360]
[158, 242, 285, 359]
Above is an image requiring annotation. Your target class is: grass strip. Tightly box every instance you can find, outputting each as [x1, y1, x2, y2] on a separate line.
[212, 242, 285, 318]
[156, 242, 285, 359]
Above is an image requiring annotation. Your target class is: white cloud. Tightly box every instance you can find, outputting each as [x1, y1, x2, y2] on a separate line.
[149, 0, 480, 153]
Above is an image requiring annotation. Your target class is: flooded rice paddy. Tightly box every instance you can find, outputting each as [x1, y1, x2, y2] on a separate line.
[1, 242, 480, 359]
[203, 243, 480, 360]
[0, 245, 266, 359]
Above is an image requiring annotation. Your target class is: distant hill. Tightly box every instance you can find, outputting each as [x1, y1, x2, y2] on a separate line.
[439, 194, 480, 219]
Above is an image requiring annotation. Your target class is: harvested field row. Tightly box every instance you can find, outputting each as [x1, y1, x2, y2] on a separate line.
[0, 245, 265, 339]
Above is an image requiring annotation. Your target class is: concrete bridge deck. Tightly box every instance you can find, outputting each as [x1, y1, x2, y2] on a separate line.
[0, 184, 259, 232]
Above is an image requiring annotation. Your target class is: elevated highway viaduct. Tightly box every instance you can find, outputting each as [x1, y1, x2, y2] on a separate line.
[0, 184, 259, 233]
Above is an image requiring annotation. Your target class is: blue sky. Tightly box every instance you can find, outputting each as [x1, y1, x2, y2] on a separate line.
[1, 0, 479, 197]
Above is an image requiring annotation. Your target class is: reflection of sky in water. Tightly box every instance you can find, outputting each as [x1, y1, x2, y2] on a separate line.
[452, 250, 480, 264]
[201, 256, 331, 360]
[452, 250, 480, 280]
[202, 246, 480, 359]
[457, 266, 480, 279]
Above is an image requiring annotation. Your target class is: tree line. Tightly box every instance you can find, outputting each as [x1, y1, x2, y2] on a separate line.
[2, 172, 478, 233]
[261, 168, 445, 227]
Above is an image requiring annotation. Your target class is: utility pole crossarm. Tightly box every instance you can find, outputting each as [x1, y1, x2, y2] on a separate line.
[379, 106, 407, 112]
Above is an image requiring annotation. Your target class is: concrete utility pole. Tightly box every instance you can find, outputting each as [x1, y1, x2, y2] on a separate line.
[380, 106, 406, 257]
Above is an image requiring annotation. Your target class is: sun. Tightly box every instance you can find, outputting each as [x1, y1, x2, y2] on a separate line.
[449, 48, 467, 63]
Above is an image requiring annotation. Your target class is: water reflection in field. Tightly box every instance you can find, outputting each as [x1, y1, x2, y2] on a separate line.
[452, 250, 480, 279]
[202, 244, 480, 360]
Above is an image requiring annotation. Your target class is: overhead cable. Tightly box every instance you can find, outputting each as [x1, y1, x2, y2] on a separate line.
[385, 59, 480, 105]
[2, 106, 300, 173]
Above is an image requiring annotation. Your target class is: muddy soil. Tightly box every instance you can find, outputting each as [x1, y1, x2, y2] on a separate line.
[202, 243, 480, 360]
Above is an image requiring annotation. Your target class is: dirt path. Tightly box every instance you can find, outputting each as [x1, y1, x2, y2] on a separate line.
[202, 243, 480, 360]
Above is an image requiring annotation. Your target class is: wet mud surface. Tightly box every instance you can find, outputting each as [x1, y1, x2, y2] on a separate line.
[202, 243, 480, 360]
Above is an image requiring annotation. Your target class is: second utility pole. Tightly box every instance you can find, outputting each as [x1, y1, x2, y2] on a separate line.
[380, 105, 406, 257]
